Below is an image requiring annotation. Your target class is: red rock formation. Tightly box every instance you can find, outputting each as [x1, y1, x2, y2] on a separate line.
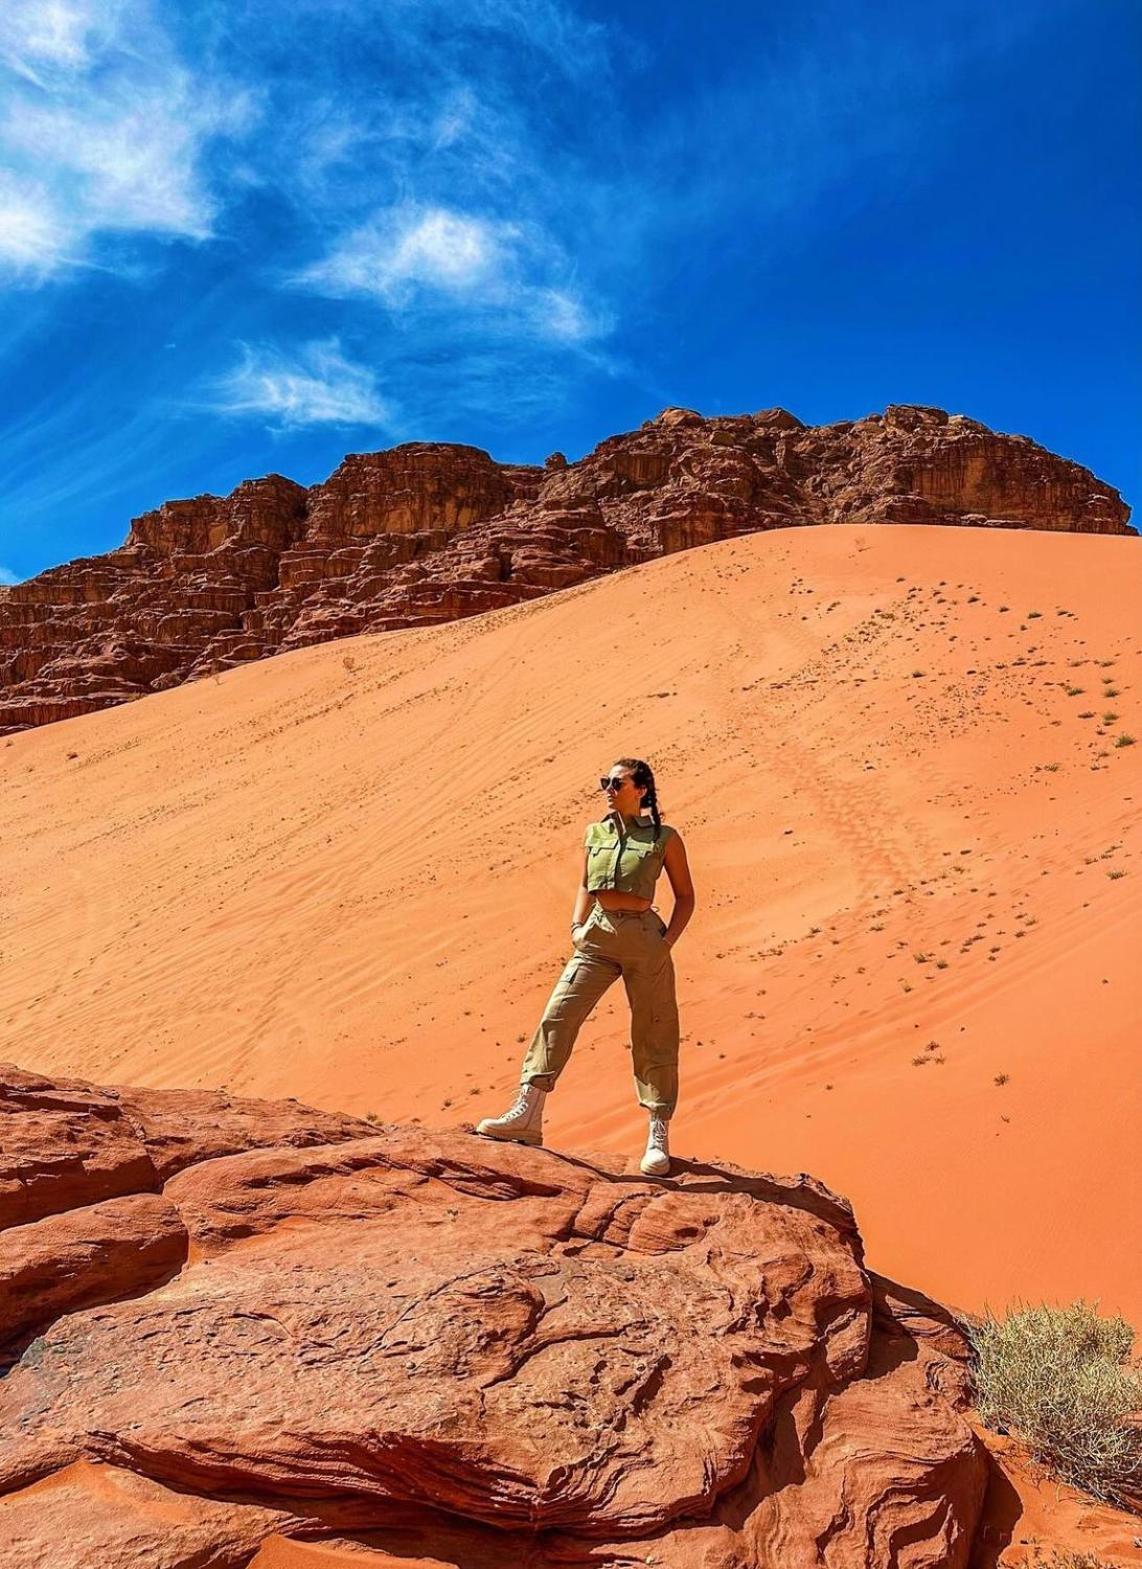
[0, 1193, 186, 1346]
[0, 406, 1132, 735]
[0, 1064, 379, 1348]
[0, 1062, 1006, 1567]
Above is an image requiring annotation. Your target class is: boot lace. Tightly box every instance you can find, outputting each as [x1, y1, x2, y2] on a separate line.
[647, 1116, 668, 1152]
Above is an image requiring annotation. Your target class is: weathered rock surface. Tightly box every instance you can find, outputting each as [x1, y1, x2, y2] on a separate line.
[0, 1063, 379, 1223]
[0, 404, 1132, 734]
[0, 1192, 186, 1346]
[0, 1064, 378, 1345]
[0, 1063, 997, 1567]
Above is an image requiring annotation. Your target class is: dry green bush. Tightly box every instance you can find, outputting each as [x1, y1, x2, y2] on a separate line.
[1031, 1554, 1120, 1569]
[969, 1300, 1142, 1508]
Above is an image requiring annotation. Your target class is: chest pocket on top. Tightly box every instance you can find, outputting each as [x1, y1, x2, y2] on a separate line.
[616, 841, 660, 891]
[585, 840, 617, 887]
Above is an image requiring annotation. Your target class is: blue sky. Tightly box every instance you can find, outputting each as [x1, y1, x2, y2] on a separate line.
[0, 0, 1138, 582]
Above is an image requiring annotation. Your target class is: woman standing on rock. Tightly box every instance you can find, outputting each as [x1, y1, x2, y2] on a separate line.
[476, 758, 695, 1176]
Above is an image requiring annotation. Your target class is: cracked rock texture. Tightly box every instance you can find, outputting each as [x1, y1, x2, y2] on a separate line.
[0, 1063, 990, 1567]
[0, 402, 1132, 735]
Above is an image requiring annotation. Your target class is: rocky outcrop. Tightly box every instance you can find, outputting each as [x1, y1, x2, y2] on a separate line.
[0, 404, 1132, 736]
[0, 1062, 998, 1568]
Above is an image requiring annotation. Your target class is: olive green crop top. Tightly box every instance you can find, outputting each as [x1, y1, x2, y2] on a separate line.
[584, 814, 676, 900]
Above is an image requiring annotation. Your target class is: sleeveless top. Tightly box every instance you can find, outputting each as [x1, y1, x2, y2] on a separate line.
[584, 813, 677, 899]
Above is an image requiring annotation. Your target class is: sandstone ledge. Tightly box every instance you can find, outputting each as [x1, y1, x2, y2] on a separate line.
[0, 1061, 1001, 1567]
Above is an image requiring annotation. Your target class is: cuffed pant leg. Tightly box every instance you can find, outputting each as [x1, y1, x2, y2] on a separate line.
[623, 946, 680, 1117]
[519, 948, 620, 1092]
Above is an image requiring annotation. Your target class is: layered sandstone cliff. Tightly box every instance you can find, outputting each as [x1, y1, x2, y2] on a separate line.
[0, 404, 1132, 735]
[0, 1062, 994, 1567]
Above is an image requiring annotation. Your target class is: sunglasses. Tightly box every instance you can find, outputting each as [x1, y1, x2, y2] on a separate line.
[599, 775, 631, 791]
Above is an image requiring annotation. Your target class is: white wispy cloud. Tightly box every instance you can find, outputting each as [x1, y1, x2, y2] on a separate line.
[303, 207, 507, 302]
[0, 564, 21, 584]
[0, 176, 71, 269]
[0, 0, 116, 85]
[296, 203, 608, 348]
[208, 339, 391, 430]
[0, 0, 250, 279]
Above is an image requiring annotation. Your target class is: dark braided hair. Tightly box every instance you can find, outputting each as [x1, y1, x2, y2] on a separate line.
[615, 756, 663, 844]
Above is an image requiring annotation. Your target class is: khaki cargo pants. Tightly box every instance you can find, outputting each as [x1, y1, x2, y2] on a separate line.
[519, 904, 680, 1117]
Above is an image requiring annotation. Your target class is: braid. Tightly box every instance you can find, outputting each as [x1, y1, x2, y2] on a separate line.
[617, 756, 663, 844]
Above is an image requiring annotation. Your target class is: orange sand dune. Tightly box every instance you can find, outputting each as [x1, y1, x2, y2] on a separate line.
[2, 522, 1139, 1319]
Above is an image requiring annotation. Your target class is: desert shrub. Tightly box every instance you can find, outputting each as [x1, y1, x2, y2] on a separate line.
[1033, 1555, 1120, 1568]
[969, 1300, 1142, 1507]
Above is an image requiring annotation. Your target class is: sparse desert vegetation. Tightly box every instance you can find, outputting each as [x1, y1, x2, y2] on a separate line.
[1032, 1553, 1119, 1569]
[969, 1300, 1142, 1508]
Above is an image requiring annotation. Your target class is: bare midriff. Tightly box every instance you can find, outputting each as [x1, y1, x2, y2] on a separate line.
[590, 891, 654, 913]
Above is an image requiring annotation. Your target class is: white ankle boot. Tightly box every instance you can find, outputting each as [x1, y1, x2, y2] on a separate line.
[640, 1113, 671, 1176]
[476, 1082, 546, 1147]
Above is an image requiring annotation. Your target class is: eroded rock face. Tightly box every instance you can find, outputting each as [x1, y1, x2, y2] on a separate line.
[0, 1063, 378, 1343]
[0, 1063, 990, 1567]
[0, 405, 1132, 734]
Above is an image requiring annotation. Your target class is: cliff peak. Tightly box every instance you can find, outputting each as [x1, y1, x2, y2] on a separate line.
[0, 403, 1132, 734]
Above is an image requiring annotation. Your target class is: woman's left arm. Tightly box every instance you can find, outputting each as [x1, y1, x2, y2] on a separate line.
[661, 833, 695, 948]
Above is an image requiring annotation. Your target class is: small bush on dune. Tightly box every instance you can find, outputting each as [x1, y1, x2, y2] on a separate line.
[969, 1300, 1142, 1508]
[1034, 1555, 1121, 1568]
[1041, 1555, 1115, 1568]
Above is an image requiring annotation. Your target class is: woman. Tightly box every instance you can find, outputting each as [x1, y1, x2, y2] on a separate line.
[476, 757, 695, 1176]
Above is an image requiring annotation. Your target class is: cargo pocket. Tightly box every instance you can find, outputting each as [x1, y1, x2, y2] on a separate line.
[544, 956, 585, 1022]
[559, 955, 586, 987]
